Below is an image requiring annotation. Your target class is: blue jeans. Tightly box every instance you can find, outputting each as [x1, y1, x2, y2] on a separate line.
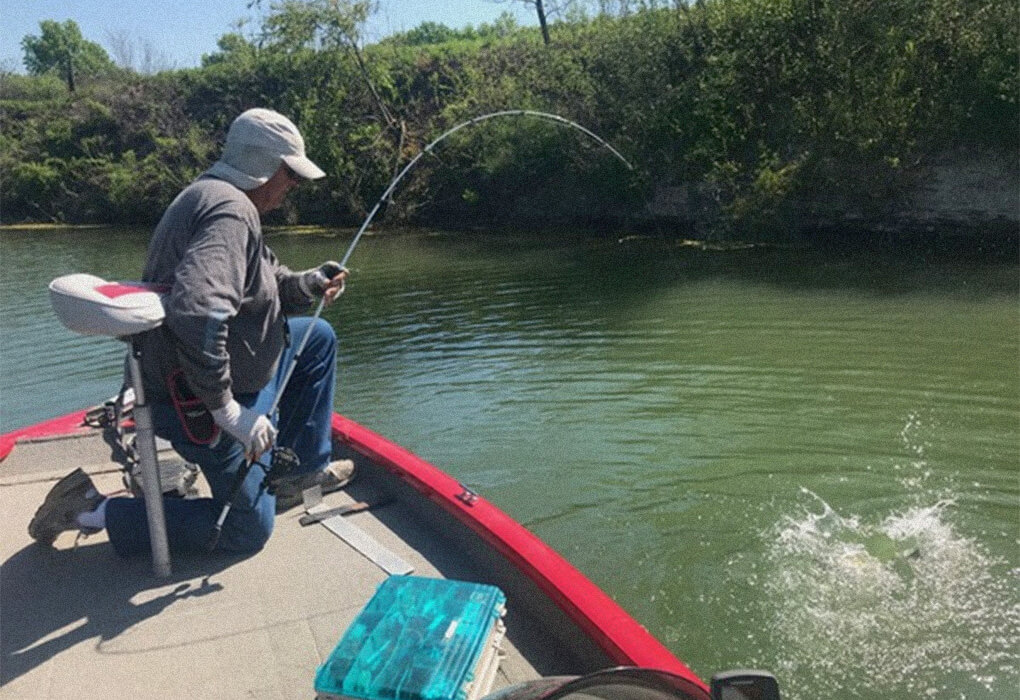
[105, 317, 337, 555]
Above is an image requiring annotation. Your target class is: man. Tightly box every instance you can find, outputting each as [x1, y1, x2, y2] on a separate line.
[29, 108, 351, 554]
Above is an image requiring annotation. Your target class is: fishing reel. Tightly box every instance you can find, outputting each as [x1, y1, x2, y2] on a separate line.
[207, 444, 301, 552]
[263, 445, 301, 494]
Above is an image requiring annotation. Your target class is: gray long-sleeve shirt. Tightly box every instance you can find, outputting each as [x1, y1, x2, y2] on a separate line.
[139, 174, 313, 409]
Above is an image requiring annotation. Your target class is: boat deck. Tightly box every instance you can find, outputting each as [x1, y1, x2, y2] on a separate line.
[1, 431, 561, 699]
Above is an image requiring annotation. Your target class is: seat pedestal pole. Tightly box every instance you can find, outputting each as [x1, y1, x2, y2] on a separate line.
[126, 338, 172, 578]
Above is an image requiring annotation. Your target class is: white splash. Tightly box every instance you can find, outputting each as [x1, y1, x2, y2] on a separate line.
[763, 489, 1019, 699]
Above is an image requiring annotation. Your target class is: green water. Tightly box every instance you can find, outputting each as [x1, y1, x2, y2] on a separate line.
[1, 227, 1017, 699]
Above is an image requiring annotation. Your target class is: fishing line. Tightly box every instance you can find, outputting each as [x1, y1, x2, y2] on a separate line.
[210, 110, 632, 548]
[274, 109, 633, 417]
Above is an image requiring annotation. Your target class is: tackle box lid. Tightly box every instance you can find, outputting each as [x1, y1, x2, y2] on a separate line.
[315, 575, 506, 700]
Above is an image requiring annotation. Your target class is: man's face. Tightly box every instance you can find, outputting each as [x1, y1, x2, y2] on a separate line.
[248, 164, 303, 214]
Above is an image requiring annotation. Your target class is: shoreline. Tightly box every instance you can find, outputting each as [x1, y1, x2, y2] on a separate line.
[3, 220, 1016, 256]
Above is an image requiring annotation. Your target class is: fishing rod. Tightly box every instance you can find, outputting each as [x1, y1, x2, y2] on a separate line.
[280, 110, 632, 411]
[208, 110, 632, 549]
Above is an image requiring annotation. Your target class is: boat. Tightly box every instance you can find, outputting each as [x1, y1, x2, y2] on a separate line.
[1, 403, 720, 699]
[1, 274, 781, 699]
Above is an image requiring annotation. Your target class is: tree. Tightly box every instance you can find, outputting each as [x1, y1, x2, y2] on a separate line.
[494, 0, 574, 45]
[255, 0, 393, 126]
[201, 33, 259, 67]
[533, 0, 553, 44]
[387, 13, 521, 47]
[106, 29, 175, 74]
[21, 20, 114, 91]
[256, 0, 375, 51]
[396, 21, 462, 46]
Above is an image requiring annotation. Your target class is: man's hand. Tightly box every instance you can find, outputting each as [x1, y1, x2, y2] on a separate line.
[319, 261, 348, 305]
[300, 261, 348, 305]
[211, 400, 277, 460]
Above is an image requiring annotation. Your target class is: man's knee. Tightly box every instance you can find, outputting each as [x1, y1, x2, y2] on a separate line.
[309, 317, 337, 351]
[220, 504, 275, 553]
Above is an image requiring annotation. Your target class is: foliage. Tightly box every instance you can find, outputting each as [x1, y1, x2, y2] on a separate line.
[201, 34, 259, 67]
[256, 0, 376, 51]
[2, 0, 1016, 238]
[20, 19, 116, 91]
[0, 74, 212, 222]
[383, 14, 521, 46]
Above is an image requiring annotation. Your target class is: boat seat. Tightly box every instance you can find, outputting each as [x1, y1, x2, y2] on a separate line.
[48, 273, 172, 577]
[49, 273, 167, 338]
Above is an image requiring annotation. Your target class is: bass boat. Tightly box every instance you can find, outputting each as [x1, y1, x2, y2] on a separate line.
[0, 275, 781, 700]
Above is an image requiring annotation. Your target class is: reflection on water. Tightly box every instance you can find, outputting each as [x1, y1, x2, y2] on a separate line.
[1, 226, 1017, 698]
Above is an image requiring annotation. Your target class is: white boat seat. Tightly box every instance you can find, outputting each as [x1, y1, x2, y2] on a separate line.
[49, 273, 166, 338]
[49, 273, 173, 577]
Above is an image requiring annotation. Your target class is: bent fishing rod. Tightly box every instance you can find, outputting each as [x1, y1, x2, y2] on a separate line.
[208, 109, 632, 549]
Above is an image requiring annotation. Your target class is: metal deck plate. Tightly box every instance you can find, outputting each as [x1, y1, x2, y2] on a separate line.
[320, 514, 414, 576]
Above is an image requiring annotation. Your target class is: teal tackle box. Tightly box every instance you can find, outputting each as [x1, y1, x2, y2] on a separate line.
[315, 576, 507, 700]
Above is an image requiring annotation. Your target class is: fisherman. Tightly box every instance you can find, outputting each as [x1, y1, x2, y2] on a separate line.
[29, 108, 352, 554]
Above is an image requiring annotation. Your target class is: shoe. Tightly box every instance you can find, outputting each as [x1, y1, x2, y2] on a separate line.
[274, 459, 355, 513]
[28, 468, 105, 546]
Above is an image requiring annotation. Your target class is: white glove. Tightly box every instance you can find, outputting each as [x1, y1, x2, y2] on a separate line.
[211, 400, 277, 459]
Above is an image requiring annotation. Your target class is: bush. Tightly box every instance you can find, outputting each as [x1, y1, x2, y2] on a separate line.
[2, 0, 1016, 236]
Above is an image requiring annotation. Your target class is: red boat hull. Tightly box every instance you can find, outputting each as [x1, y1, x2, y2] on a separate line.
[1, 409, 707, 691]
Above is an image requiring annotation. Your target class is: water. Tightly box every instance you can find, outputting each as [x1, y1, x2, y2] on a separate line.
[1, 226, 1017, 698]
